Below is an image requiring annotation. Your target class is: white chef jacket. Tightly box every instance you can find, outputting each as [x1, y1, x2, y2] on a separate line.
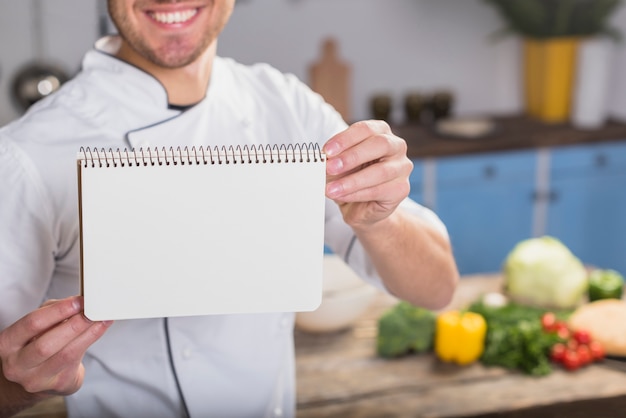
[0, 36, 448, 417]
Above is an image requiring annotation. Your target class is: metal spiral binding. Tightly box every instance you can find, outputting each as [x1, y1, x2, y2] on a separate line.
[78, 143, 325, 168]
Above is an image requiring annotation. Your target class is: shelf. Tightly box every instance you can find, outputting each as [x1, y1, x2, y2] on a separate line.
[394, 115, 626, 159]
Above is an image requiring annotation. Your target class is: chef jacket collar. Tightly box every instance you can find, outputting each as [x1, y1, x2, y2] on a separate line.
[84, 36, 233, 150]
[89, 36, 173, 112]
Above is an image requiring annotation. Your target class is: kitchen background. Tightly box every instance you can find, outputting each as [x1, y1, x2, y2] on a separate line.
[3, 0, 626, 125]
[4, 4, 626, 416]
[2, 0, 626, 276]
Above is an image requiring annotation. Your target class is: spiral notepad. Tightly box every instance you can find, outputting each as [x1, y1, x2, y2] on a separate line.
[77, 143, 326, 320]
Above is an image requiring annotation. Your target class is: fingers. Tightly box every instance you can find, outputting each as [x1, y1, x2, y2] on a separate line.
[0, 297, 113, 396]
[328, 160, 412, 204]
[323, 120, 392, 159]
[1, 297, 83, 350]
[323, 120, 411, 202]
[19, 313, 108, 370]
[19, 320, 111, 395]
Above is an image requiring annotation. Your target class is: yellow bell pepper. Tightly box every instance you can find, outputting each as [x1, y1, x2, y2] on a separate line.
[435, 311, 487, 365]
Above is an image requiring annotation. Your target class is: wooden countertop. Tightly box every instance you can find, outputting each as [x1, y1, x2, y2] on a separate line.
[396, 115, 626, 158]
[17, 274, 626, 418]
[294, 274, 626, 417]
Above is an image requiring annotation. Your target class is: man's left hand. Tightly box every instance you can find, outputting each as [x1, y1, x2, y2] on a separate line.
[323, 120, 413, 228]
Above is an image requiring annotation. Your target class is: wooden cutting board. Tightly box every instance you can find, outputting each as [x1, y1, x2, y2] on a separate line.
[309, 38, 351, 122]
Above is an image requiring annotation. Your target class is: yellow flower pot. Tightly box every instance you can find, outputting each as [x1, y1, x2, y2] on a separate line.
[523, 37, 581, 123]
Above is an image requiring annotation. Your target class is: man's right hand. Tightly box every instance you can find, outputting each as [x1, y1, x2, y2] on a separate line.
[0, 296, 112, 417]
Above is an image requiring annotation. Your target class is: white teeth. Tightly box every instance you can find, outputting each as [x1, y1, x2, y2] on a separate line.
[151, 9, 198, 24]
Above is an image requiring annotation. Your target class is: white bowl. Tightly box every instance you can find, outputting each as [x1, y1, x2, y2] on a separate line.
[295, 255, 378, 333]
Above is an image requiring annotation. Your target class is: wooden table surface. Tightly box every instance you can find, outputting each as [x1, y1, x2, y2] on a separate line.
[294, 274, 626, 418]
[17, 274, 626, 418]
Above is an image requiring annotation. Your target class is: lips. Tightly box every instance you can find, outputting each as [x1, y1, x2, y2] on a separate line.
[148, 8, 199, 25]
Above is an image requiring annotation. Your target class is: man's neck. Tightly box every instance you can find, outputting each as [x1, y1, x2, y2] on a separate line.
[116, 41, 215, 107]
[156, 57, 213, 106]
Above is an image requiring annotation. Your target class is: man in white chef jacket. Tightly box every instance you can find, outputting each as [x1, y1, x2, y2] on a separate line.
[0, 1, 459, 417]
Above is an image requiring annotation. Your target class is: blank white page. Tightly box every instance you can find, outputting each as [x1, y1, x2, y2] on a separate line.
[77, 145, 326, 320]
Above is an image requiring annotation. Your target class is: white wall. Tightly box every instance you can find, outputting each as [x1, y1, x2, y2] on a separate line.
[608, 4, 626, 122]
[219, 0, 523, 122]
[0, 0, 100, 125]
[1, 0, 624, 125]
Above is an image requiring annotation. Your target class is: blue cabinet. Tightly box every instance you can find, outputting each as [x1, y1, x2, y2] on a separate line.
[408, 158, 425, 205]
[432, 150, 537, 275]
[546, 142, 626, 275]
[408, 140, 625, 275]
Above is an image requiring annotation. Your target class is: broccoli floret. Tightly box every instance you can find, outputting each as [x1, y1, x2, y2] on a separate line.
[376, 301, 436, 358]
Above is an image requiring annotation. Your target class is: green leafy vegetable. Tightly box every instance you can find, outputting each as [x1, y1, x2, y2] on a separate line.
[468, 300, 570, 376]
[503, 236, 588, 309]
[588, 269, 624, 301]
[376, 301, 436, 358]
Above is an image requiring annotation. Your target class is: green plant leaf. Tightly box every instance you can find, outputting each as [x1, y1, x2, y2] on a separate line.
[483, 0, 623, 39]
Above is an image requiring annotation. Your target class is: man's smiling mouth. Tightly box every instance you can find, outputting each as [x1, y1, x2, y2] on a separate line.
[149, 9, 199, 24]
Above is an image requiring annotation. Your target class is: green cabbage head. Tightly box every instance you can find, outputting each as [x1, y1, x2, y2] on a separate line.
[503, 236, 588, 309]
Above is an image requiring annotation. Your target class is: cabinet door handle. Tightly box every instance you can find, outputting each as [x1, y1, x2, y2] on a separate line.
[550, 190, 559, 203]
[532, 190, 559, 202]
[595, 153, 608, 168]
[483, 165, 496, 179]
[531, 191, 542, 202]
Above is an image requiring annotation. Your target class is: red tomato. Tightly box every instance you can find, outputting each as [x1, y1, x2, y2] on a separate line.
[576, 344, 592, 366]
[556, 322, 570, 340]
[541, 312, 557, 332]
[589, 341, 605, 361]
[550, 343, 567, 363]
[563, 349, 581, 371]
[573, 329, 592, 345]
[566, 338, 579, 351]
